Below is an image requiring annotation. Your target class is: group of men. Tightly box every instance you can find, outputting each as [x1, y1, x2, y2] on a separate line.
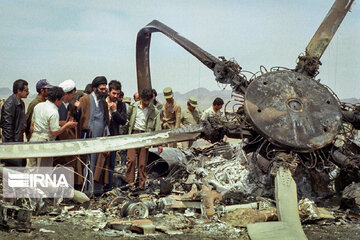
[0, 78, 225, 195]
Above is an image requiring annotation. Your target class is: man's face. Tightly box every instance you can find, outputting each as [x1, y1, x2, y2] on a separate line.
[19, 85, 29, 99]
[153, 93, 156, 100]
[108, 89, 120, 102]
[141, 99, 151, 108]
[54, 97, 64, 107]
[95, 84, 107, 97]
[134, 92, 140, 101]
[64, 89, 76, 103]
[40, 88, 49, 99]
[214, 104, 223, 111]
[165, 97, 173, 103]
[188, 105, 195, 111]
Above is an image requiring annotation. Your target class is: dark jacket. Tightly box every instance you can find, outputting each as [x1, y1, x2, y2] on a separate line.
[0, 94, 26, 142]
[109, 100, 127, 136]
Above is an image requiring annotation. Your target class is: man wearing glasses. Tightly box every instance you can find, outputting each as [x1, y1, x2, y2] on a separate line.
[75, 76, 110, 196]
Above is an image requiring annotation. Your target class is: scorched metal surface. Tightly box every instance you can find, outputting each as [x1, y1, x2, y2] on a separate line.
[244, 70, 342, 152]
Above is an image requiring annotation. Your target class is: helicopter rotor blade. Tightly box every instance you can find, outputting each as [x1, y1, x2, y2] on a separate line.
[295, 0, 354, 77]
[136, 20, 219, 92]
[136, 20, 248, 95]
[305, 0, 354, 60]
[0, 125, 203, 159]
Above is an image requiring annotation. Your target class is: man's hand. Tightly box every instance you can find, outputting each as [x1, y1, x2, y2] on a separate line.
[52, 121, 78, 138]
[109, 102, 117, 111]
[74, 100, 80, 108]
[65, 121, 78, 128]
[59, 120, 66, 127]
[158, 145, 163, 154]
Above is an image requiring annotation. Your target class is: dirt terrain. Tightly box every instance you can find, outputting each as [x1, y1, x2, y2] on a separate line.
[1, 219, 360, 240]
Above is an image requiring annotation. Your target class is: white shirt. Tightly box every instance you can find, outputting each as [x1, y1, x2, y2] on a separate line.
[91, 92, 100, 108]
[63, 102, 69, 109]
[31, 100, 60, 140]
[201, 106, 223, 121]
[134, 104, 149, 131]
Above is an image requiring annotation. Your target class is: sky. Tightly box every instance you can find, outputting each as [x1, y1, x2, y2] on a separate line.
[0, 0, 359, 99]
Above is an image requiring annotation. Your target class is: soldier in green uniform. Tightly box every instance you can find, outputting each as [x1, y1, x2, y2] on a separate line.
[181, 96, 201, 148]
[161, 87, 181, 147]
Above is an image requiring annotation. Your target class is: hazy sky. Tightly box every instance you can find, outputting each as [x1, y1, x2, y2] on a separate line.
[0, 0, 359, 99]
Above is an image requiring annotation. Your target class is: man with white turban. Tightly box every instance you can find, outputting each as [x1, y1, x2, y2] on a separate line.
[54, 79, 83, 188]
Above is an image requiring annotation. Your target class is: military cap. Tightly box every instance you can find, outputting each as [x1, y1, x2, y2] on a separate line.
[163, 87, 173, 99]
[188, 96, 198, 107]
[123, 97, 131, 103]
[36, 79, 53, 91]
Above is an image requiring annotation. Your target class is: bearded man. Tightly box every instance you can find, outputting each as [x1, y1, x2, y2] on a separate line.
[75, 76, 110, 196]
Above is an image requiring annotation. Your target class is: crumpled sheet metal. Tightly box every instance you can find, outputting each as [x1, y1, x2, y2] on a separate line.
[0, 200, 32, 231]
[342, 182, 360, 204]
[148, 147, 187, 175]
[188, 145, 270, 197]
[298, 198, 334, 221]
[221, 207, 277, 227]
[351, 129, 360, 148]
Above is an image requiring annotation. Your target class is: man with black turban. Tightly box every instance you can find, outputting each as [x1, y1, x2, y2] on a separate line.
[74, 76, 110, 196]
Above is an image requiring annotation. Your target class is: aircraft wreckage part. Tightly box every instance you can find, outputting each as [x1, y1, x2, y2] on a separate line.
[244, 70, 342, 152]
[136, 20, 219, 91]
[147, 147, 187, 176]
[121, 201, 149, 218]
[305, 0, 354, 60]
[136, 20, 247, 94]
[0, 201, 32, 231]
[247, 167, 307, 240]
[0, 125, 203, 159]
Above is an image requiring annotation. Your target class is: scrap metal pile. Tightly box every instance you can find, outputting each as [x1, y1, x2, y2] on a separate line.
[1, 138, 360, 238]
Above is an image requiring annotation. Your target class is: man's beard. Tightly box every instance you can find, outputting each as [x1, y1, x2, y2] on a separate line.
[95, 91, 106, 100]
[109, 96, 117, 102]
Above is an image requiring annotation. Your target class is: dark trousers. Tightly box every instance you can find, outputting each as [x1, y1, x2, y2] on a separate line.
[120, 150, 127, 166]
[126, 147, 148, 188]
[104, 151, 117, 191]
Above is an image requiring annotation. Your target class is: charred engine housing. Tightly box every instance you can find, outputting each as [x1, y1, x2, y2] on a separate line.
[244, 70, 342, 152]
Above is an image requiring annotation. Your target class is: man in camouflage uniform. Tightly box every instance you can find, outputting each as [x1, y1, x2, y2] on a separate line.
[181, 96, 201, 148]
[161, 87, 181, 147]
[201, 97, 224, 121]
